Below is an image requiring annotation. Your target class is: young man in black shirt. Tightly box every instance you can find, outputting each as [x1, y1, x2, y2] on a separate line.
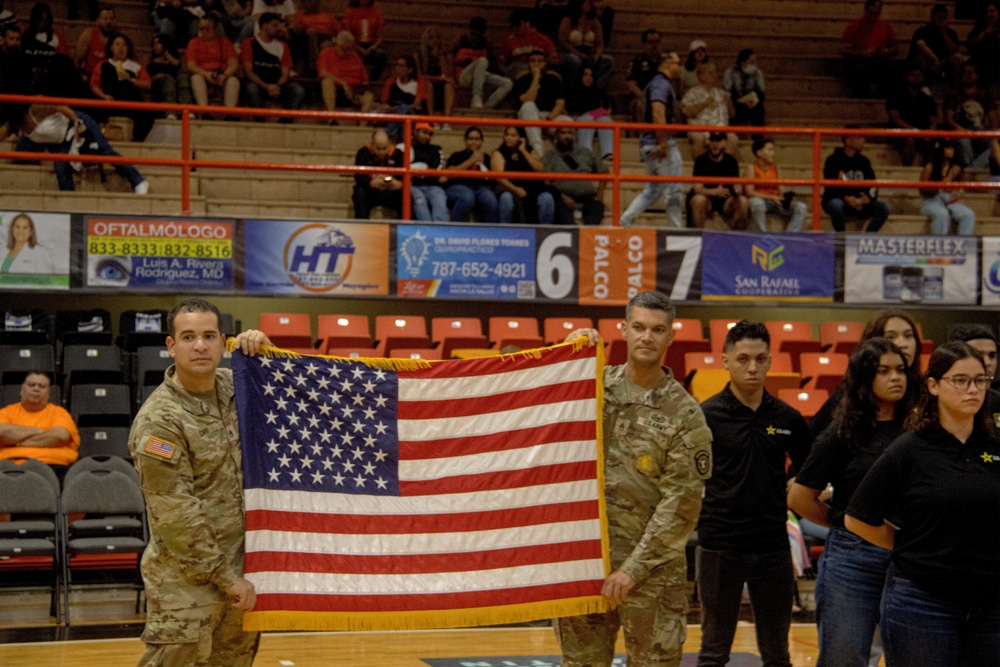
[696, 320, 811, 667]
[351, 128, 403, 219]
[821, 129, 891, 232]
[625, 29, 662, 122]
[688, 132, 746, 228]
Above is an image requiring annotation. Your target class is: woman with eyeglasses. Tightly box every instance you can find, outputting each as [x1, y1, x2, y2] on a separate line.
[788, 338, 917, 666]
[846, 342, 1000, 666]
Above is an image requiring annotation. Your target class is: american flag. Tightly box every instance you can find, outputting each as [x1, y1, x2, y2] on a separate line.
[231, 341, 610, 632]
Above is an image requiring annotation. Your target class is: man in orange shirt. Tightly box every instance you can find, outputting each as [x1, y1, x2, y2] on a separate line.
[74, 4, 115, 77]
[0, 372, 80, 482]
[187, 14, 240, 109]
[318, 31, 374, 115]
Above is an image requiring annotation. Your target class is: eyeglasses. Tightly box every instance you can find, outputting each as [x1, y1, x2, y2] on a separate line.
[939, 375, 992, 391]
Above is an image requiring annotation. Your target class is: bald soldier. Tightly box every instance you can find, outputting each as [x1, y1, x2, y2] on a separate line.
[558, 291, 713, 667]
[128, 299, 271, 667]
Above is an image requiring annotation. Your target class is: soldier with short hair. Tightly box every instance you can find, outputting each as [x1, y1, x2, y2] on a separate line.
[128, 299, 270, 667]
[559, 291, 713, 667]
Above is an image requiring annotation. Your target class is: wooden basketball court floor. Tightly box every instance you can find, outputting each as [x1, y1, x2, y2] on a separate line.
[0, 623, 826, 666]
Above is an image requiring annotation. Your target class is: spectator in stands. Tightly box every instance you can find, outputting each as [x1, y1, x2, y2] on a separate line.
[822, 129, 891, 233]
[619, 52, 684, 228]
[556, 0, 614, 93]
[452, 16, 513, 110]
[948, 324, 998, 396]
[0, 23, 30, 118]
[908, 4, 965, 84]
[148, 33, 192, 117]
[745, 137, 808, 233]
[240, 12, 306, 120]
[919, 139, 976, 236]
[696, 320, 811, 667]
[237, 0, 295, 42]
[840, 0, 898, 98]
[352, 128, 403, 219]
[0, 372, 79, 483]
[1, 213, 52, 273]
[625, 29, 662, 123]
[788, 337, 916, 667]
[591, 0, 614, 46]
[885, 63, 940, 166]
[21, 3, 87, 99]
[566, 65, 613, 165]
[681, 62, 737, 158]
[443, 126, 499, 223]
[289, 0, 339, 77]
[343, 0, 387, 81]
[680, 39, 709, 94]
[318, 31, 374, 118]
[689, 132, 746, 229]
[500, 8, 557, 82]
[723, 48, 766, 130]
[416, 26, 455, 128]
[74, 3, 115, 78]
[846, 342, 999, 667]
[68, 0, 98, 21]
[492, 125, 556, 225]
[966, 1, 999, 98]
[404, 122, 449, 222]
[533, 0, 568, 41]
[4, 104, 149, 194]
[514, 50, 572, 157]
[377, 55, 424, 141]
[544, 125, 606, 225]
[90, 33, 155, 142]
[152, 0, 200, 48]
[944, 62, 998, 168]
[187, 14, 240, 112]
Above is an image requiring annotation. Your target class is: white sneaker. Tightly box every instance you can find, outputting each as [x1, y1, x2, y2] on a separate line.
[471, 95, 483, 109]
[134, 180, 149, 195]
[68, 134, 85, 171]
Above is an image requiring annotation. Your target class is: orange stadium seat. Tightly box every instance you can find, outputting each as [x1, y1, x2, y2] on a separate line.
[374, 316, 431, 357]
[778, 388, 830, 420]
[819, 321, 865, 354]
[390, 348, 442, 360]
[316, 315, 373, 353]
[709, 319, 740, 352]
[671, 318, 706, 341]
[431, 317, 489, 359]
[488, 317, 543, 351]
[258, 313, 313, 349]
[800, 353, 850, 391]
[544, 317, 594, 344]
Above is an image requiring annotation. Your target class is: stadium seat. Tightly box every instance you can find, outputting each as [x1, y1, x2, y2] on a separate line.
[598, 318, 627, 365]
[488, 317, 543, 351]
[819, 321, 865, 353]
[709, 319, 740, 352]
[671, 318, 706, 341]
[688, 369, 729, 402]
[778, 388, 830, 420]
[316, 314, 373, 353]
[116, 310, 168, 352]
[69, 384, 131, 427]
[0, 344, 56, 386]
[61, 344, 123, 390]
[258, 313, 313, 349]
[431, 317, 488, 359]
[325, 347, 380, 359]
[390, 348, 441, 360]
[543, 317, 594, 344]
[664, 339, 712, 380]
[685, 351, 725, 372]
[374, 315, 431, 357]
[0, 308, 50, 345]
[800, 353, 850, 392]
[77, 426, 132, 460]
[55, 309, 112, 348]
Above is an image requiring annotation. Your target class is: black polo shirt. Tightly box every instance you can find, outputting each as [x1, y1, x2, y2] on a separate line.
[847, 426, 1000, 606]
[796, 420, 904, 528]
[698, 385, 812, 552]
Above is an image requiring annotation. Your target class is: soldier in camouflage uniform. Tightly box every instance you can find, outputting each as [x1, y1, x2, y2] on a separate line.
[558, 290, 713, 667]
[128, 299, 271, 667]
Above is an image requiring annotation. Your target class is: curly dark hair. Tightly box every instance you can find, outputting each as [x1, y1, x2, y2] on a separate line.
[905, 341, 995, 436]
[833, 338, 917, 452]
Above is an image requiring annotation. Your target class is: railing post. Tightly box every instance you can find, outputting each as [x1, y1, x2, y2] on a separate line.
[811, 130, 822, 231]
[612, 125, 621, 226]
[181, 108, 192, 216]
[402, 121, 412, 221]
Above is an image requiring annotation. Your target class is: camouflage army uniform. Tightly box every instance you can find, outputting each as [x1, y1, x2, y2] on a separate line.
[557, 363, 713, 667]
[128, 366, 259, 667]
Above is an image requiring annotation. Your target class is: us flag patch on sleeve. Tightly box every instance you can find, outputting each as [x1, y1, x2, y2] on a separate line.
[144, 436, 177, 460]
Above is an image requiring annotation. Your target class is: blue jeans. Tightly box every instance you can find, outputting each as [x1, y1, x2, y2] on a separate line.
[498, 190, 555, 225]
[696, 546, 794, 667]
[16, 111, 144, 191]
[922, 195, 976, 236]
[815, 526, 891, 667]
[823, 198, 891, 233]
[620, 140, 683, 228]
[749, 196, 808, 232]
[445, 184, 499, 222]
[243, 80, 307, 117]
[575, 114, 614, 159]
[881, 563, 1000, 667]
[411, 184, 448, 221]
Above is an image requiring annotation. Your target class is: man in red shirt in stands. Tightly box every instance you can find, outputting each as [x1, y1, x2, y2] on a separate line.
[840, 0, 898, 97]
[499, 7, 557, 82]
[0, 372, 79, 483]
[318, 31, 375, 116]
[74, 4, 115, 78]
[187, 13, 240, 111]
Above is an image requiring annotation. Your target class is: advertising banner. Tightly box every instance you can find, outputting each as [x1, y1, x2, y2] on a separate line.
[844, 235, 977, 305]
[700, 232, 835, 302]
[0, 211, 71, 290]
[396, 225, 536, 299]
[577, 227, 658, 306]
[85, 217, 234, 290]
[982, 237, 1000, 306]
[244, 220, 389, 295]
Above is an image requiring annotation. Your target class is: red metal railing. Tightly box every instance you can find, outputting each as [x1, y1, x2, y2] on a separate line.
[1, 94, 998, 229]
